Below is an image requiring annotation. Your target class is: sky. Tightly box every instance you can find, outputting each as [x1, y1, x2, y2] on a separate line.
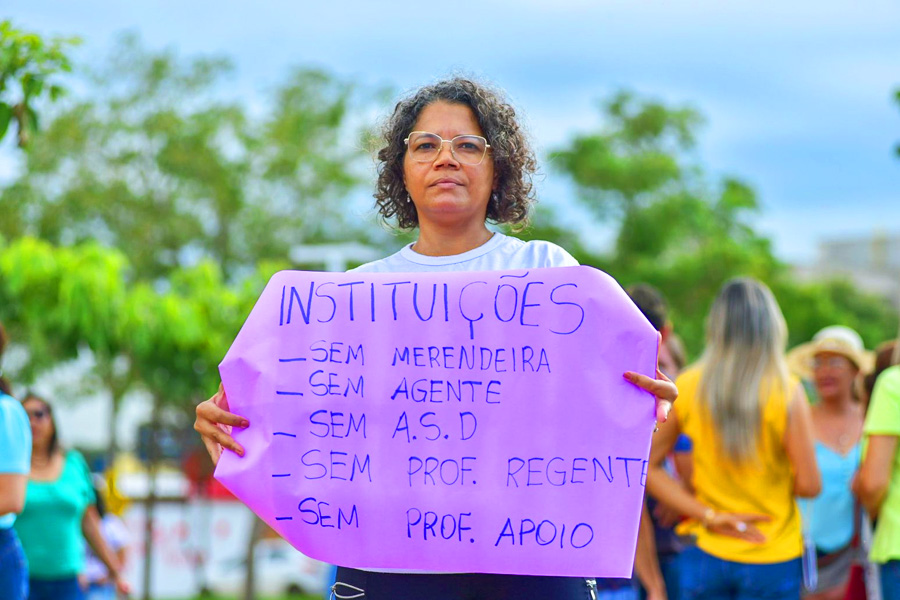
[4, 0, 900, 264]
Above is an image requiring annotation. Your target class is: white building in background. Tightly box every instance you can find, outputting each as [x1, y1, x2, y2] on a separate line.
[795, 231, 900, 308]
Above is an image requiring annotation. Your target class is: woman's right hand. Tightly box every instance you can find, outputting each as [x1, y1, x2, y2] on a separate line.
[194, 383, 249, 465]
[707, 511, 770, 544]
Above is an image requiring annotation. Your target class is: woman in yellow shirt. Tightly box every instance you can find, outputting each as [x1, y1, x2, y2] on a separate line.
[647, 278, 821, 599]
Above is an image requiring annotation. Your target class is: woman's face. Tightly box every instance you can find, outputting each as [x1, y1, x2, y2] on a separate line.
[813, 351, 858, 401]
[23, 398, 54, 451]
[403, 101, 495, 232]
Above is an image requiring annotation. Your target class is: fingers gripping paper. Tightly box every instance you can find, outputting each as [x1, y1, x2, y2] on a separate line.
[215, 266, 659, 577]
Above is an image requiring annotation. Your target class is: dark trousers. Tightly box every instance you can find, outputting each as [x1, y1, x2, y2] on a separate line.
[679, 546, 801, 600]
[332, 567, 594, 600]
[28, 576, 85, 600]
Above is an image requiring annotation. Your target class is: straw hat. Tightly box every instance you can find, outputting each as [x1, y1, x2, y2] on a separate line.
[787, 325, 875, 379]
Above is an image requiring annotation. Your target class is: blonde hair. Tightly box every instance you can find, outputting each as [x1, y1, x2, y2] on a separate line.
[698, 278, 789, 462]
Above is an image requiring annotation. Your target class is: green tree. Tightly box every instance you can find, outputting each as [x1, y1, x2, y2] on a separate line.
[0, 235, 141, 500]
[608, 184, 782, 353]
[0, 236, 128, 377]
[1, 34, 376, 280]
[0, 20, 79, 146]
[551, 91, 898, 356]
[0, 236, 275, 599]
[550, 91, 703, 221]
[774, 278, 899, 350]
[0, 234, 275, 448]
[0, 34, 387, 597]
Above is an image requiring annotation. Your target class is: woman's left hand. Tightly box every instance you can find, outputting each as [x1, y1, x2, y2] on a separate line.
[624, 369, 678, 425]
[707, 511, 770, 544]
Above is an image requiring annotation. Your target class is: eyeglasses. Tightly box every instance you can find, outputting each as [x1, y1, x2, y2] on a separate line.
[404, 131, 491, 166]
[27, 409, 49, 421]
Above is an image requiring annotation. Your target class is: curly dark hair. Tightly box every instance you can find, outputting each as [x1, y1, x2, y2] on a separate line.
[374, 77, 537, 230]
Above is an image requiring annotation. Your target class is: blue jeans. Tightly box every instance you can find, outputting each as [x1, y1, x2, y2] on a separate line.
[0, 527, 28, 600]
[881, 560, 900, 599]
[28, 576, 84, 600]
[680, 546, 801, 600]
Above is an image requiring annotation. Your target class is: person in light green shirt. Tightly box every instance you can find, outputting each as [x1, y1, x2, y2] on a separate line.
[13, 394, 129, 600]
[857, 364, 900, 597]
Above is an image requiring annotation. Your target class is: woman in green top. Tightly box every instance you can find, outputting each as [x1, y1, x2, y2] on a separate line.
[14, 394, 129, 600]
[856, 338, 900, 598]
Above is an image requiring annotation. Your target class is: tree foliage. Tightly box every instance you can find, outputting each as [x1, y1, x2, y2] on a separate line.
[550, 91, 898, 357]
[0, 236, 273, 416]
[0, 20, 79, 146]
[4, 33, 896, 404]
[1, 34, 375, 280]
[0, 236, 127, 378]
[549, 91, 703, 219]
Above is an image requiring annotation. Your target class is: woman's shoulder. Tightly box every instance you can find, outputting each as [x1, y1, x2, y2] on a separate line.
[495, 235, 579, 268]
[0, 395, 30, 470]
[0, 393, 26, 419]
[348, 234, 578, 272]
[64, 449, 91, 474]
[865, 366, 900, 435]
[64, 450, 97, 497]
[672, 365, 703, 419]
[875, 365, 900, 396]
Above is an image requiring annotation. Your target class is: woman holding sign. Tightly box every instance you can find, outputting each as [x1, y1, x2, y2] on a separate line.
[646, 278, 821, 600]
[196, 77, 678, 600]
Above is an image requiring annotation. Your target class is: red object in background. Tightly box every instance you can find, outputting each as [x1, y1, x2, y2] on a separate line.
[182, 447, 235, 500]
[203, 478, 237, 500]
[843, 565, 866, 600]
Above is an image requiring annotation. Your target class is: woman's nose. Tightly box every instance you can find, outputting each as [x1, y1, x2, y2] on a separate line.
[432, 141, 459, 167]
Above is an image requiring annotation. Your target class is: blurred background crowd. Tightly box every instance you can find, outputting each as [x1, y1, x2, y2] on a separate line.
[1, 2, 899, 599]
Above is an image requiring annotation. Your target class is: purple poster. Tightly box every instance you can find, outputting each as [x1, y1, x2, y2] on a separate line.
[215, 266, 659, 577]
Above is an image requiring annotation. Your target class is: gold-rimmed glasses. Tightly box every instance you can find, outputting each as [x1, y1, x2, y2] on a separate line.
[404, 131, 491, 165]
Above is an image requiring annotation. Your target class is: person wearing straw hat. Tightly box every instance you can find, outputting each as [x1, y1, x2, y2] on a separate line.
[789, 326, 873, 600]
[856, 326, 900, 598]
[787, 326, 875, 401]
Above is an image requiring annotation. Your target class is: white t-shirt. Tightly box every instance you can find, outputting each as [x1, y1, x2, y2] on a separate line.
[348, 232, 577, 573]
[350, 232, 578, 273]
